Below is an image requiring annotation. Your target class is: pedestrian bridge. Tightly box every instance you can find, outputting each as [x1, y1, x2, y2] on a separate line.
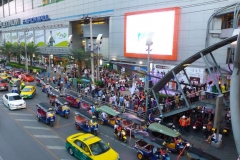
[149, 35, 237, 117]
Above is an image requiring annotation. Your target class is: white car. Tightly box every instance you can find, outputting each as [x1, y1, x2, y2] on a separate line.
[2, 93, 26, 110]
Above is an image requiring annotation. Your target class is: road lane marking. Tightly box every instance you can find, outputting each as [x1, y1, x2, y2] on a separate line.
[34, 135, 59, 138]
[24, 126, 50, 130]
[9, 113, 33, 116]
[16, 119, 37, 122]
[47, 146, 65, 150]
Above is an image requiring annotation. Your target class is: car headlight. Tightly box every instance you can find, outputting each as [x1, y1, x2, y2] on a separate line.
[203, 126, 206, 129]
[117, 154, 120, 160]
[193, 126, 196, 129]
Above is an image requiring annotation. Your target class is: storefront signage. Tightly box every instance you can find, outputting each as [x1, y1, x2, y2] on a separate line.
[0, 18, 21, 28]
[23, 15, 50, 24]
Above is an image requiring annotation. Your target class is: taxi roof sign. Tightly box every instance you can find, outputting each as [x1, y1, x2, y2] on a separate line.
[83, 135, 95, 141]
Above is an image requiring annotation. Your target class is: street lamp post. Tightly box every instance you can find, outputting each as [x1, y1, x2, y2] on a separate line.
[145, 32, 154, 120]
[89, 18, 95, 83]
[24, 30, 28, 73]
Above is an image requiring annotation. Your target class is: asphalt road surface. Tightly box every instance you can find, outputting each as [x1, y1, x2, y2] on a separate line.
[0, 81, 193, 160]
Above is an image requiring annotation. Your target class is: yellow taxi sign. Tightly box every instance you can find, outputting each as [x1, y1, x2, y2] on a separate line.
[83, 135, 95, 141]
[223, 129, 227, 133]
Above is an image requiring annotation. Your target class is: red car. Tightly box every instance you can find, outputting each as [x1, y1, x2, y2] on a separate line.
[21, 74, 35, 82]
[0, 78, 8, 91]
[14, 71, 22, 78]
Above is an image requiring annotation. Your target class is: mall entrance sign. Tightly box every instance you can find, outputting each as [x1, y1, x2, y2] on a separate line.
[23, 15, 50, 24]
[0, 18, 21, 28]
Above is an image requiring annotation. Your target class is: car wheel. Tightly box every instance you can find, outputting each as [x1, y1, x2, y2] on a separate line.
[68, 147, 74, 156]
[137, 152, 144, 160]
[8, 105, 11, 110]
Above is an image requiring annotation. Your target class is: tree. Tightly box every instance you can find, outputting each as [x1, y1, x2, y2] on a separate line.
[26, 43, 41, 66]
[69, 49, 90, 78]
[12, 43, 24, 64]
[0, 42, 12, 62]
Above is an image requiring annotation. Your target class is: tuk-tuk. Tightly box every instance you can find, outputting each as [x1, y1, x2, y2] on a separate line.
[148, 123, 187, 154]
[186, 146, 221, 160]
[11, 84, 19, 93]
[36, 102, 55, 127]
[75, 111, 98, 136]
[98, 105, 121, 127]
[54, 97, 70, 119]
[63, 90, 81, 108]
[49, 89, 60, 106]
[120, 113, 147, 135]
[134, 132, 171, 160]
[36, 77, 44, 87]
[9, 78, 21, 87]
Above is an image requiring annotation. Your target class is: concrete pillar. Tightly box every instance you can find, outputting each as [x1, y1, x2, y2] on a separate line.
[230, 32, 240, 156]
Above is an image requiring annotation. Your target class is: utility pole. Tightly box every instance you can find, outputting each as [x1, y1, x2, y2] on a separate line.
[96, 34, 103, 81]
[90, 18, 94, 83]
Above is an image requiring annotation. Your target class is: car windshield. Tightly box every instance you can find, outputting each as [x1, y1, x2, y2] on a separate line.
[0, 79, 6, 83]
[22, 88, 32, 92]
[0, 73, 7, 76]
[89, 140, 110, 156]
[9, 95, 22, 101]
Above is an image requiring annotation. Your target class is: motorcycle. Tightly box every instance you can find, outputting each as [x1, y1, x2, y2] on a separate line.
[202, 124, 208, 138]
[114, 129, 127, 143]
[192, 118, 203, 131]
[222, 118, 231, 136]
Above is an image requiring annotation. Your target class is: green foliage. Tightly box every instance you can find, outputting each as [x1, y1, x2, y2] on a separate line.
[68, 49, 91, 77]
[0, 60, 6, 64]
[7, 62, 46, 72]
[0, 42, 12, 62]
[26, 43, 41, 67]
[94, 80, 104, 88]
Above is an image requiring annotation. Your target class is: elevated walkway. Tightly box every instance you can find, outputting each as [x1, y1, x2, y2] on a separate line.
[149, 35, 237, 117]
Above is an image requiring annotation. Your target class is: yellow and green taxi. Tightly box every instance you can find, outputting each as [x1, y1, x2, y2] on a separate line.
[20, 86, 36, 99]
[66, 133, 120, 160]
[0, 73, 9, 81]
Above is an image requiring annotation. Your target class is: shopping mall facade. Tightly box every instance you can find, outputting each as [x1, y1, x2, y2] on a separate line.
[0, 0, 239, 80]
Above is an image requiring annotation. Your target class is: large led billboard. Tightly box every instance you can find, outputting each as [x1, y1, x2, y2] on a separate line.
[124, 7, 180, 60]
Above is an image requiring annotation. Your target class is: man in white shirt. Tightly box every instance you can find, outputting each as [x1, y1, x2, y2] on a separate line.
[101, 112, 108, 120]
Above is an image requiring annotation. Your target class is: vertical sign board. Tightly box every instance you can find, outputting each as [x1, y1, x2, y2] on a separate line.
[214, 94, 223, 140]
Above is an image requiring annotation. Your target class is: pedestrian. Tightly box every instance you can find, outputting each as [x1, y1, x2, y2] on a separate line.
[179, 116, 186, 134]
[77, 83, 81, 93]
[205, 119, 213, 138]
[54, 67, 57, 73]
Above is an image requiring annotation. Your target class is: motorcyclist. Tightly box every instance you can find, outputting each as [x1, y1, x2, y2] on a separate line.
[116, 125, 122, 140]
[160, 142, 170, 160]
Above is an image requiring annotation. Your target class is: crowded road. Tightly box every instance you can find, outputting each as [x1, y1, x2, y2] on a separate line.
[0, 80, 191, 160]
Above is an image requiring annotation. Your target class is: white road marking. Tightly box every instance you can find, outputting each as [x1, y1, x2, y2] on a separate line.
[46, 146, 65, 150]
[16, 119, 36, 122]
[24, 126, 50, 130]
[0, 155, 3, 160]
[9, 113, 33, 116]
[34, 135, 59, 138]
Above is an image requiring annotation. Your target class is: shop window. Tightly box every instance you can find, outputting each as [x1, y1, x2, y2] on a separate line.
[221, 14, 234, 29]
[0, 0, 13, 7]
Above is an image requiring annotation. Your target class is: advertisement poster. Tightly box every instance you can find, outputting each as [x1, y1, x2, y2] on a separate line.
[3, 33, 11, 43]
[153, 64, 206, 89]
[124, 7, 180, 60]
[12, 32, 18, 44]
[26, 31, 33, 43]
[45, 28, 68, 47]
[18, 32, 25, 44]
[35, 30, 44, 46]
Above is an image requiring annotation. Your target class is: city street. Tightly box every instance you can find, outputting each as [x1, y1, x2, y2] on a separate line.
[0, 80, 237, 160]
